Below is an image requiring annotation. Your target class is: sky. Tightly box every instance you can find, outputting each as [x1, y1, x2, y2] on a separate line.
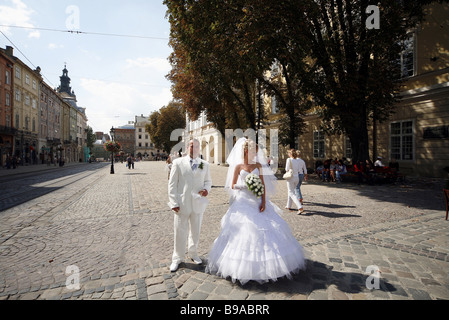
[0, 0, 173, 134]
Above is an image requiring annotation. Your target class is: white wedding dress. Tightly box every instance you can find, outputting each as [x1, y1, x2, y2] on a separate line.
[205, 168, 306, 285]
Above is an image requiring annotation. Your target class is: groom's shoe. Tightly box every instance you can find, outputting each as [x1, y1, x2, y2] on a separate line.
[170, 261, 180, 272]
[190, 256, 202, 265]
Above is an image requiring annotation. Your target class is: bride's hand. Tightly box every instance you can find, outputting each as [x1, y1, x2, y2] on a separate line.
[259, 202, 265, 213]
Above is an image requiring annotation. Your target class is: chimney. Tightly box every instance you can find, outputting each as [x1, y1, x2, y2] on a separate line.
[5, 46, 13, 57]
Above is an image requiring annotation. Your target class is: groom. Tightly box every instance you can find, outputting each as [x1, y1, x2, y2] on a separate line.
[168, 139, 212, 272]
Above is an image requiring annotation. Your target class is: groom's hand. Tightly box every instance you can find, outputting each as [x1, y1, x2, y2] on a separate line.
[199, 189, 208, 197]
[172, 207, 180, 213]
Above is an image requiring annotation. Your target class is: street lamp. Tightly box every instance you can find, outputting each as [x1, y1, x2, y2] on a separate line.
[110, 126, 115, 174]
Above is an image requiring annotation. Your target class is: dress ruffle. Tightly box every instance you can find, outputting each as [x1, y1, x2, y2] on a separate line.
[205, 169, 306, 285]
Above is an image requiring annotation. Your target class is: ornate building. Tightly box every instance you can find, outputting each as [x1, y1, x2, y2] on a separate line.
[134, 114, 155, 159]
[115, 124, 136, 157]
[57, 65, 88, 163]
[0, 46, 15, 167]
[4, 46, 42, 165]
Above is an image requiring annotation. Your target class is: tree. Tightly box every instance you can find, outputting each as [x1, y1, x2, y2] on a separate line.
[262, 0, 444, 163]
[164, 0, 268, 135]
[85, 126, 96, 150]
[146, 102, 186, 153]
[164, 0, 445, 161]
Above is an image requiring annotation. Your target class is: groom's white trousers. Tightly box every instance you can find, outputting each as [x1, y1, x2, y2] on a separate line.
[173, 210, 203, 263]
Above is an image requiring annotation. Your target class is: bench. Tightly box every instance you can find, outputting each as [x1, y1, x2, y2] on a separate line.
[341, 165, 406, 184]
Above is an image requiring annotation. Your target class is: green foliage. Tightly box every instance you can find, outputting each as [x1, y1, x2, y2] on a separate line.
[146, 102, 185, 153]
[164, 0, 441, 160]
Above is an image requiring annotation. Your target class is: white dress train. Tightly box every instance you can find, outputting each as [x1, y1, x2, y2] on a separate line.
[205, 168, 306, 285]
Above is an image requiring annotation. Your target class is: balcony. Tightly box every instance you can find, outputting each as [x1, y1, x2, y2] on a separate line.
[0, 125, 17, 135]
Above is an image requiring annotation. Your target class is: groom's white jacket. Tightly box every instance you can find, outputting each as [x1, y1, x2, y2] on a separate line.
[168, 156, 212, 214]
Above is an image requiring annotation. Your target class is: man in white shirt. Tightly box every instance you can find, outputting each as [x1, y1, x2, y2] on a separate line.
[374, 156, 384, 167]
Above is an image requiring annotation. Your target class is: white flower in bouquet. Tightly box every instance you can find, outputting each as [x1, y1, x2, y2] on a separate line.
[245, 173, 264, 198]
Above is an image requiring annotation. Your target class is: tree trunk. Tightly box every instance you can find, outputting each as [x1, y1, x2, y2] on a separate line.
[348, 127, 370, 165]
[347, 105, 370, 165]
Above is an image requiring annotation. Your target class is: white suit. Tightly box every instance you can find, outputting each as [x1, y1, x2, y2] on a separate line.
[168, 156, 212, 263]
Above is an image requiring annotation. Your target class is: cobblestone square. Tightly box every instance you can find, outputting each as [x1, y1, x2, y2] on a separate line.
[0, 161, 448, 301]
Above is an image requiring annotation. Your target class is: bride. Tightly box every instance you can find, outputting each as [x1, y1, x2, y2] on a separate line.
[205, 137, 306, 285]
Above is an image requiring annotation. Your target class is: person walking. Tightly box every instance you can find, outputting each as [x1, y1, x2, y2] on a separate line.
[127, 154, 132, 170]
[285, 149, 304, 214]
[205, 138, 305, 285]
[295, 150, 308, 205]
[167, 139, 212, 272]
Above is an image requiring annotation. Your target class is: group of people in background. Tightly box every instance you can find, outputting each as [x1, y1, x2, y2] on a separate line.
[315, 158, 350, 183]
[316, 156, 400, 185]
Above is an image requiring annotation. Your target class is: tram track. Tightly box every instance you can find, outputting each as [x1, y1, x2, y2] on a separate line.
[0, 164, 109, 245]
[0, 164, 108, 212]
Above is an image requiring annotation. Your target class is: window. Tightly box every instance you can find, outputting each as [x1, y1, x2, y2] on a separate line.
[5, 70, 10, 84]
[32, 79, 37, 90]
[6, 115, 11, 127]
[6, 93, 10, 106]
[25, 74, 30, 85]
[15, 114, 19, 128]
[15, 90, 20, 101]
[390, 120, 414, 161]
[313, 131, 325, 158]
[15, 67, 21, 79]
[398, 33, 415, 78]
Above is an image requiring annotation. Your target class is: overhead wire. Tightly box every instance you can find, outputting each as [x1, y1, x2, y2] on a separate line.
[0, 24, 169, 40]
[0, 29, 56, 88]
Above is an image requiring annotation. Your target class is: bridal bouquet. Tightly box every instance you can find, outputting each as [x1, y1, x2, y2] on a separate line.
[245, 173, 264, 198]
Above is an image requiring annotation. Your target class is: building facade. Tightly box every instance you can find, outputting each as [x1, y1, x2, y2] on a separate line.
[38, 80, 64, 164]
[115, 125, 135, 157]
[9, 48, 41, 165]
[134, 114, 155, 159]
[57, 65, 87, 163]
[294, 2, 449, 178]
[0, 46, 15, 167]
[185, 111, 223, 165]
[0, 48, 89, 167]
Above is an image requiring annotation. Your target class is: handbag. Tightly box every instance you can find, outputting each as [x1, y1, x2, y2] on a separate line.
[283, 169, 293, 180]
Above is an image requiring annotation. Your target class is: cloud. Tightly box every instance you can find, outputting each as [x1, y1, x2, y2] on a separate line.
[125, 57, 171, 74]
[48, 43, 64, 50]
[0, 0, 40, 38]
[79, 78, 172, 133]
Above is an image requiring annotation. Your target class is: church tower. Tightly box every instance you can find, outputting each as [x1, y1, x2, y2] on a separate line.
[58, 64, 76, 98]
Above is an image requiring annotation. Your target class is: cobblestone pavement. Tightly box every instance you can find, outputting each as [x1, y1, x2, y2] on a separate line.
[0, 161, 448, 302]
